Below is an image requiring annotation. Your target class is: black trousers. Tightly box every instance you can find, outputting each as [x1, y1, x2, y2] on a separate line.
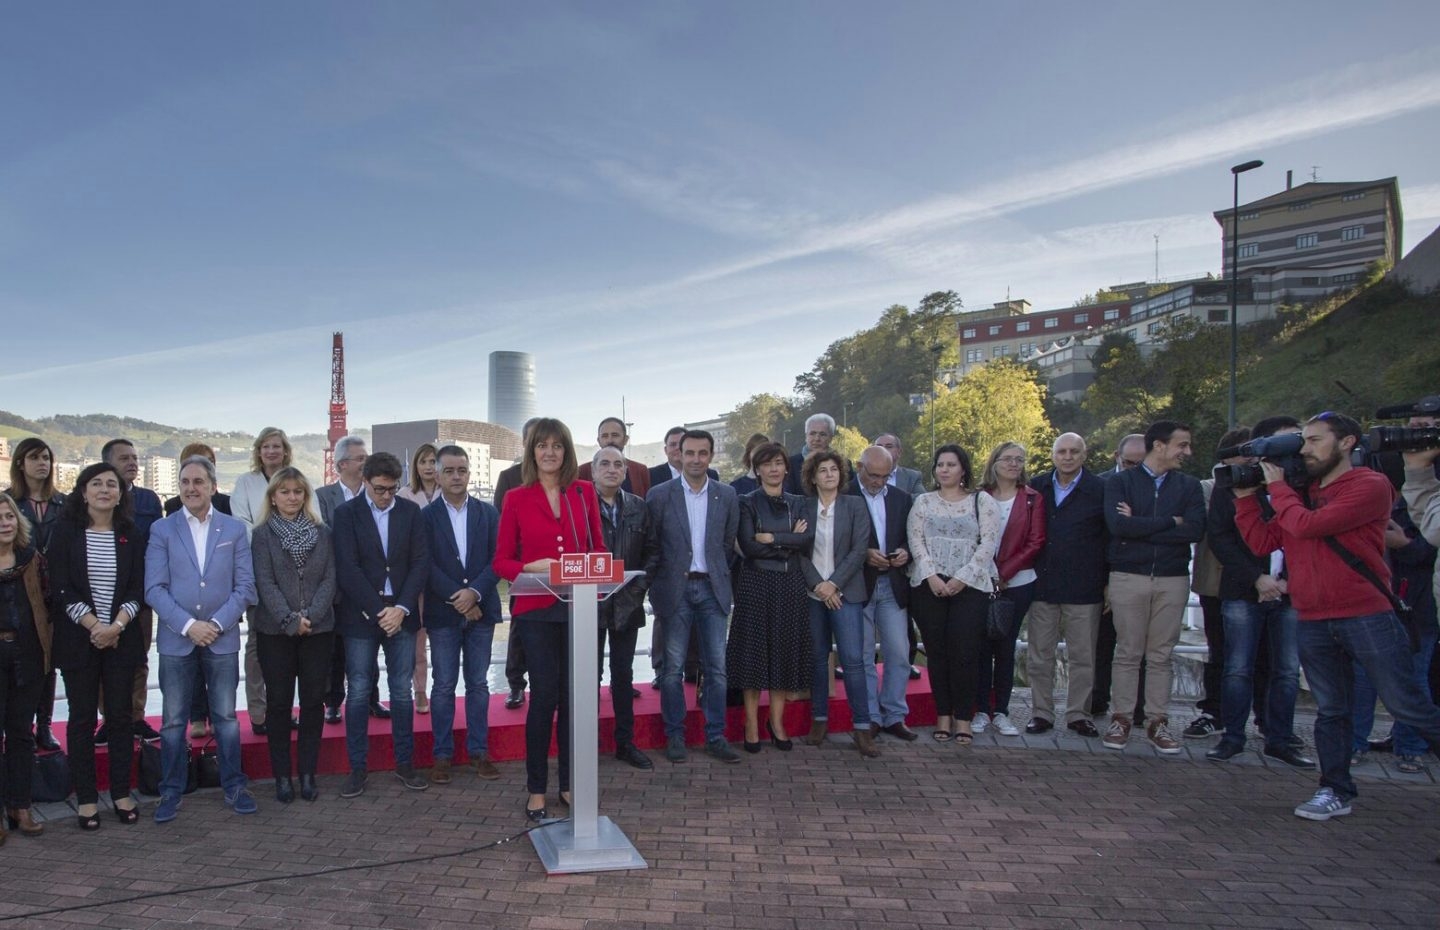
[600, 624, 640, 748]
[517, 610, 569, 795]
[506, 621, 528, 692]
[61, 650, 137, 805]
[0, 640, 42, 808]
[257, 631, 334, 779]
[33, 668, 56, 730]
[911, 585, 987, 719]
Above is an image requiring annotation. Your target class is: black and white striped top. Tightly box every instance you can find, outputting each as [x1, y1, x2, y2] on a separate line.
[65, 530, 138, 625]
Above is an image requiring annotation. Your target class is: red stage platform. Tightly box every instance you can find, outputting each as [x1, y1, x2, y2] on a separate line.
[79, 667, 936, 789]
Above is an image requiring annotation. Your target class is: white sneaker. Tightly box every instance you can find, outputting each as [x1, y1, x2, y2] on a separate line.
[991, 713, 1019, 736]
[1294, 788, 1352, 821]
[971, 713, 990, 733]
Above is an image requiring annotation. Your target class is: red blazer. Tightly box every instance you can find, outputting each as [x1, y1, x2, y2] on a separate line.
[992, 485, 1047, 583]
[493, 480, 607, 618]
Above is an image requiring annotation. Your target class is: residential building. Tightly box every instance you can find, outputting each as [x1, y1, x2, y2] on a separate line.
[143, 455, 178, 497]
[371, 418, 522, 497]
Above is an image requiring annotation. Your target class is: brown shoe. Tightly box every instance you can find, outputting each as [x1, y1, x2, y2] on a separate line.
[472, 753, 501, 780]
[1102, 715, 1132, 751]
[430, 758, 452, 784]
[1147, 718, 1182, 755]
[853, 730, 881, 759]
[5, 808, 42, 837]
[803, 720, 828, 746]
[868, 722, 880, 738]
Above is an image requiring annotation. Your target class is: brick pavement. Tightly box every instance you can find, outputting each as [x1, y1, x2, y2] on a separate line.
[5, 695, 1437, 930]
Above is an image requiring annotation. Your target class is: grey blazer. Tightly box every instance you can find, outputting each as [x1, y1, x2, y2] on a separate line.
[645, 478, 739, 617]
[800, 495, 872, 605]
[249, 521, 337, 636]
[893, 466, 925, 498]
[315, 482, 348, 526]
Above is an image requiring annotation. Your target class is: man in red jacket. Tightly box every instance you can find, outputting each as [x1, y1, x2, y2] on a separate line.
[1234, 412, 1440, 821]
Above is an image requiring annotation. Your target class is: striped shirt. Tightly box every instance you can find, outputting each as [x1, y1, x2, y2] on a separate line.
[65, 531, 137, 625]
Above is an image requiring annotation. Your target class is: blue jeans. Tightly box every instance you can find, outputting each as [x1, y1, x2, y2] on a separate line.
[1219, 598, 1300, 749]
[1350, 624, 1439, 756]
[1297, 611, 1440, 801]
[159, 647, 245, 797]
[863, 577, 911, 727]
[660, 579, 728, 743]
[427, 622, 496, 760]
[809, 598, 870, 726]
[344, 631, 416, 770]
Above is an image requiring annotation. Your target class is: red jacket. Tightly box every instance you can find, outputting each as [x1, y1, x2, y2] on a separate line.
[991, 485, 1047, 584]
[493, 480, 607, 618]
[1234, 467, 1393, 621]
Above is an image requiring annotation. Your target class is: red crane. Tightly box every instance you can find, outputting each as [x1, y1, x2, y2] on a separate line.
[324, 332, 347, 485]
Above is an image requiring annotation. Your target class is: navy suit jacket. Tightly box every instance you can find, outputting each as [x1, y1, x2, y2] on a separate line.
[422, 495, 502, 630]
[645, 477, 739, 616]
[332, 494, 429, 638]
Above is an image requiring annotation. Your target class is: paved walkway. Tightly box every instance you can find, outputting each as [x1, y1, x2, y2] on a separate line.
[7, 693, 1437, 930]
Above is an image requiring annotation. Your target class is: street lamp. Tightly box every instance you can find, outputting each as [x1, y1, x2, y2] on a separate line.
[1229, 158, 1263, 428]
[928, 343, 944, 462]
[842, 402, 853, 430]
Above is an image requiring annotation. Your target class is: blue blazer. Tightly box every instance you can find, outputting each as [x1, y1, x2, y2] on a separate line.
[645, 477, 739, 617]
[145, 509, 255, 657]
[422, 495, 502, 630]
[332, 494, 429, 638]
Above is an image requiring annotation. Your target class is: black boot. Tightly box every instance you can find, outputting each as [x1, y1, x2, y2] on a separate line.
[35, 671, 61, 751]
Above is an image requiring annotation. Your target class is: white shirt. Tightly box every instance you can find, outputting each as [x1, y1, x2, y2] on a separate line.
[368, 495, 394, 596]
[341, 481, 361, 502]
[668, 464, 682, 481]
[992, 495, 1037, 587]
[861, 483, 888, 550]
[186, 506, 213, 575]
[444, 496, 469, 564]
[683, 479, 710, 573]
[808, 500, 836, 600]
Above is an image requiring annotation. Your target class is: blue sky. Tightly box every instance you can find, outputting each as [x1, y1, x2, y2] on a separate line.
[4, 2, 1438, 443]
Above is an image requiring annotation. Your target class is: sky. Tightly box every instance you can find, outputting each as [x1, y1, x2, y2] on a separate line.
[3, 2, 1439, 444]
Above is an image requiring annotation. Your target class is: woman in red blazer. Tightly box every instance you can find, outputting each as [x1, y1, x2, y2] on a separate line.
[974, 442, 1047, 737]
[493, 418, 606, 823]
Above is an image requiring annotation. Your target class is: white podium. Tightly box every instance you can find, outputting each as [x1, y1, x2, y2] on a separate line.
[509, 570, 649, 874]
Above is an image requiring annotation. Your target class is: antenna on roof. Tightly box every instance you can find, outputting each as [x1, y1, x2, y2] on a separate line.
[1310, 165, 1320, 182]
[1154, 233, 1160, 281]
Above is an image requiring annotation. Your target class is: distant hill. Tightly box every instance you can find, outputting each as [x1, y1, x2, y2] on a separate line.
[0, 411, 367, 490]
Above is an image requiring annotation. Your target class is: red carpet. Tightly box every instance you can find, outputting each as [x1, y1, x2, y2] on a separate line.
[78, 667, 935, 789]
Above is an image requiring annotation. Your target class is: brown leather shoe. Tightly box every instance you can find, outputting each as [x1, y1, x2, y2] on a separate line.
[803, 720, 828, 746]
[6, 808, 42, 837]
[868, 722, 880, 738]
[853, 730, 881, 759]
[472, 753, 501, 780]
[430, 758, 452, 784]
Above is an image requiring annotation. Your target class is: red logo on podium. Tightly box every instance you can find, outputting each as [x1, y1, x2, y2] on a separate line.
[549, 552, 625, 585]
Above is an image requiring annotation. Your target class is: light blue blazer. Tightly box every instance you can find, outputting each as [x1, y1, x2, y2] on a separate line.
[145, 508, 256, 656]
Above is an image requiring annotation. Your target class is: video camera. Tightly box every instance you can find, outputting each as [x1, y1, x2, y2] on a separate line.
[1368, 395, 1440, 454]
[1212, 432, 1309, 491]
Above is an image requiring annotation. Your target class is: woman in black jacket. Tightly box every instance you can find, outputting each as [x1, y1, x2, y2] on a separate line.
[0, 492, 52, 841]
[250, 468, 335, 804]
[48, 463, 146, 829]
[9, 438, 66, 752]
[725, 442, 813, 752]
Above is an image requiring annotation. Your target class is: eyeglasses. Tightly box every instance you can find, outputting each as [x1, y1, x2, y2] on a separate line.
[996, 456, 1025, 465]
[368, 484, 399, 496]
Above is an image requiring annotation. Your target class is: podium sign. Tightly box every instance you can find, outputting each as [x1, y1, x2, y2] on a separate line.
[549, 554, 624, 586]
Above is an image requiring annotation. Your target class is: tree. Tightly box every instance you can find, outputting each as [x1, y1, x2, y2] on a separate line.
[910, 359, 1054, 474]
[723, 393, 795, 467]
[830, 426, 870, 466]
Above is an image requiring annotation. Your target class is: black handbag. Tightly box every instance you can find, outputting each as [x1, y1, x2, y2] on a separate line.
[986, 592, 1016, 642]
[31, 749, 72, 803]
[195, 737, 223, 789]
[138, 739, 198, 796]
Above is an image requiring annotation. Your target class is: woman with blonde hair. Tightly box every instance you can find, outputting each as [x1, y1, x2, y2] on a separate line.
[251, 467, 335, 803]
[0, 492, 52, 838]
[399, 443, 441, 714]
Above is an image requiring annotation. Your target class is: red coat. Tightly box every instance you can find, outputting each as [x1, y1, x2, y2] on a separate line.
[493, 480, 607, 618]
[992, 485, 1047, 584]
[1234, 468, 1393, 621]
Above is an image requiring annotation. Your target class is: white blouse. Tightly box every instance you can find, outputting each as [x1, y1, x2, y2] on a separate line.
[906, 491, 1001, 593]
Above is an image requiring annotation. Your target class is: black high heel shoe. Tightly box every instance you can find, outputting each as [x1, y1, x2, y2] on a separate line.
[743, 738, 763, 753]
[767, 721, 793, 752]
[525, 798, 547, 823]
[114, 804, 139, 825]
[77, 807, 101, 831]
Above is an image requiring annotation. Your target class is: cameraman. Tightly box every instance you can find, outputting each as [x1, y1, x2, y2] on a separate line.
[1235, 412, 1440, 821]
[1400, 417, 1440, 703]
[1203, 417, 1310, 768]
